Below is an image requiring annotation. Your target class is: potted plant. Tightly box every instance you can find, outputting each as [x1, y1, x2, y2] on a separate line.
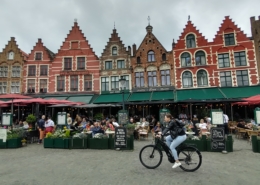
[26, 114, 36, 129]
[94, 113, 103, 121]
[21, 138, 27, 146]
[71, 133, 88, 149]
[7, 128, 25, 148]
[88, 133, 109, 149]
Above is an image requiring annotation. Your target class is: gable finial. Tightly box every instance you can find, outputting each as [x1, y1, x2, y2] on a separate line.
[188, 15, 190, 21]
[74, 18, 77, 23]
[148, 16, 150, 25]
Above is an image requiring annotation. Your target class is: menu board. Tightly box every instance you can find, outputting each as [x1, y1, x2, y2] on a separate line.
[211, 127, 225, 151]
[114, 127, 127, 148]
[2, 113, 12, 126]
[211, 110, 223, 125]
[118, 110, 128, 126]
[57, 112, 67, 125]
[159, 109, 170, 127]
[254, 107, 260, 124]
[0, 129, 7, 142]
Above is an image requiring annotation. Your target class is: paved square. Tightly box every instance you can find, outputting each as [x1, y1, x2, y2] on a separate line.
[0, 135, 258, 185]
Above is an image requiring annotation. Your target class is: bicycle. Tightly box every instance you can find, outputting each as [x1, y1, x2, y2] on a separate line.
[139, 134, 202, 172]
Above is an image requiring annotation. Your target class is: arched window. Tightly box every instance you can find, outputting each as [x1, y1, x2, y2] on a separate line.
[182, 71, 193, 88]
[181, 52, 191, 67]
[137, 57, 141, 64]
[186, 34, 196, 48]
[112, 46, 117, 55]
[197, 70, 208, 87]
[162, 53, 166, 61]
[8, 51, 14, 60]
[148, 50, 155, 62]
[195, 51, 206, 65]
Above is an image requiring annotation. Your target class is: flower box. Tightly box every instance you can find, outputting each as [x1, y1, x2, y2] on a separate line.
[0, 139, 7, 149]
[71, 138, 87, 149]
[88, 138, 108, 149]
[7, 138, 22, 148]
[53, 138, 70, 149]
[121, 135, 134, 150]
[43, 138, 54, 148]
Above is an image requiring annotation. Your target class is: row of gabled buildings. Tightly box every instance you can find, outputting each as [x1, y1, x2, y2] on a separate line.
[1, 16, 260, 105]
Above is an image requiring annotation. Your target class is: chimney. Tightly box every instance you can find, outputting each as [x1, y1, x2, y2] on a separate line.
[128, 46, 132, 56]
[172, 39, 176, 49]
[132, 44, 136, 56]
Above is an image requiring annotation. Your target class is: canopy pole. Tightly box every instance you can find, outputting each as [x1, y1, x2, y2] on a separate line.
[231, 104, 233, 121]
[143, 105, 144, 118]
[45, 105, 47, 116]
[11, 99, 14, 115]
[18, 104, 20, 121]
[190, 103, 192, 119]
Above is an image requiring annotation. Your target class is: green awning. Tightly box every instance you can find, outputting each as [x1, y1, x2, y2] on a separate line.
[151, 91, 174, 101]
[219, 86, 260, 99]
[176, 88, 225, 101]
[128, 92, 152, 102]
[93, 93, 130, 104]
[67, 95, 93, 104]
[44, 96, 68, 100]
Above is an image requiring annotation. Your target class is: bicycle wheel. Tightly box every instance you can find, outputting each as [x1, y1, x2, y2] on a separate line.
[139, 145, 163, 169]
[178, 146, 202, 172]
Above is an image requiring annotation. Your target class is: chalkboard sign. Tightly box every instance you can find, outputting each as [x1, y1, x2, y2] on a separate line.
[57, 112, 67, 125]
[2, 113, 13, 126]
[211, 127, 225, 151]
[159, 109, 170, 127]
[254, 107, 260, 124]
[114, 127, 127, 148]
[118, 110, 128, 126]
[211, 109, 223, 125]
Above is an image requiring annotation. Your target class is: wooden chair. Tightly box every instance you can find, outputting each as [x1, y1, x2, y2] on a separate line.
[236, 127, 247, 139]
[247, 130, 259, 144]
[139, 129, 149, 140]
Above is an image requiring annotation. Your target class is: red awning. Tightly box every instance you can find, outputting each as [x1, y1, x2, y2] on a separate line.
[0, 94, 32, 99]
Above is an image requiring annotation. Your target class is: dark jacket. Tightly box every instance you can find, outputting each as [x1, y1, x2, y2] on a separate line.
[38, 119, 45, 129]
[162, 119, 185, 136]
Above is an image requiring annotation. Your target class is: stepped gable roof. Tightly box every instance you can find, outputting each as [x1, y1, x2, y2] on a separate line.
[0, 37, 28, 61]
[174, 20, 208, 49]
[57, 21, 98, 60]
[213, 16, 248, 43]
[27, 38, 55, 61]
[101, 28, 128, 56]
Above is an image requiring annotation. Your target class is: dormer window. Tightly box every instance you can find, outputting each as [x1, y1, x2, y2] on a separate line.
[112, 46, 117, 55]
[186, 34, 196, 48]
[8, 51, 14, 60]
[35, 53, 42, 60]
[148, 50, 155, 62]
[224, 33, 235, 46]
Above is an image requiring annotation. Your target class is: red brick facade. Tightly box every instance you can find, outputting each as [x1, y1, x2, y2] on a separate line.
[174, 16, 258, 89]
[23, 39, 54, 94]
[49, 21, 99, 94]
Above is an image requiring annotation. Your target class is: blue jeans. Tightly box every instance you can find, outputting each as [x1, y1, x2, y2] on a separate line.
[166, 134, 187, 160]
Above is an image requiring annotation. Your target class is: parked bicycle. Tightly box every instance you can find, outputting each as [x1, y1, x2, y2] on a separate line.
[139, 133, 202, 172]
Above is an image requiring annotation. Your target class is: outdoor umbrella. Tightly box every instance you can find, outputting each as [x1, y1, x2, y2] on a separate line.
[0, 94, 32, 114]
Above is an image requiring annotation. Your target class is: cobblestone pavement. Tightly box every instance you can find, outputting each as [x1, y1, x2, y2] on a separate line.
[0, 134, 259, 185]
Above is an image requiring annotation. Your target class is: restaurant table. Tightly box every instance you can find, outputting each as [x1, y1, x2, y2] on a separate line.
[185, 132, 195, 135]
[105, 131, 115, 138]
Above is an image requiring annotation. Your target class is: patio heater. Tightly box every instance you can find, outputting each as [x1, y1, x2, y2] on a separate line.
[119, 76, 126, 110]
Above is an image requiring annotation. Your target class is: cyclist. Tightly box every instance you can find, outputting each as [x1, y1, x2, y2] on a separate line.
[161, 113, 187, 169]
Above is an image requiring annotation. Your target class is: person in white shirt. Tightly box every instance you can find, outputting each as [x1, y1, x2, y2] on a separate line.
[112, 118, 119, 127]
[45, 116, 55, 134]
[223, 114, 229, 135]
[198, 119, 207, 129]
[141, 118, 149, 128]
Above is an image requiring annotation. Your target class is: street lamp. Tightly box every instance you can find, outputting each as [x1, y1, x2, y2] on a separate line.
[119, 76, 126, 110]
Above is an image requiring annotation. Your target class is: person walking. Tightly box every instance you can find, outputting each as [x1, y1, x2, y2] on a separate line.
[37, 115, 46, 144]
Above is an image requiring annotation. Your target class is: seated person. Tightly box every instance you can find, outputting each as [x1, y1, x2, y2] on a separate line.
[237, 119, 252, 129]
[141, 118, 149, 129]
[81, 118, 87, 128]
[91, 122, 104, 136]
[152, 122, 162, 137]
[85, 121, 91, 131]
[112, 118, 119, 127]
[106, 120, 115, 131]
[199, 119, 207, 129]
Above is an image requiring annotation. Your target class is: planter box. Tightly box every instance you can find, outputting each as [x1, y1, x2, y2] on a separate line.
[7, 138, 22, 148]
[0, 139, 7, 149]
[184, 139, 207, 151]
[44, 138, 54, 148]
[71, 138, 87, 149]
[88, 138, 108, 149]
[54, 138, 70, 149]
[251, 136, 259, 153]
[109, 135, 134, 150]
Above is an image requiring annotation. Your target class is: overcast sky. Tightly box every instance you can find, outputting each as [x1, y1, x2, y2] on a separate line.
[0, 0, 259, 56]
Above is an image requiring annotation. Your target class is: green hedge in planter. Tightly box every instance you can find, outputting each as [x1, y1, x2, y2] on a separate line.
[88, 138, 108, 149]
[44, 138, 54, 148]
[71, 138, 87, 149]
[0, 139, 7, 149]
[7, 138, 22, 148]
[54, 138, 70, 149]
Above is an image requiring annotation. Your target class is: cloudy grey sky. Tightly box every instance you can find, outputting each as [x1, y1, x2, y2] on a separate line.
[0, 0, 259, 56]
